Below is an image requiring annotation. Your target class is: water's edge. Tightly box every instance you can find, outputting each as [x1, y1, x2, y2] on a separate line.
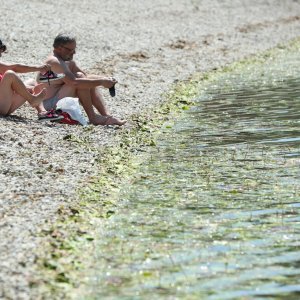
[31, 38, 300, 299]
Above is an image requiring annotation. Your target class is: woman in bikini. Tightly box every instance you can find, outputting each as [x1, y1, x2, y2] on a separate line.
[0, 38, 61, 120]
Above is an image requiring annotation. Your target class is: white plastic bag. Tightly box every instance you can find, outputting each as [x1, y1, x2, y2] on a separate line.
[56, 97, 88, 125]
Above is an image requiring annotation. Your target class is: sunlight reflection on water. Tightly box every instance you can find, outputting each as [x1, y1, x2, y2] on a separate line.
[89, 49, 300, 299]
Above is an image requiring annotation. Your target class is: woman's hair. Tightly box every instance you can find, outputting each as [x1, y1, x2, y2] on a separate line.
[0, 38, 7, 52]
[53, 33, 76, 48]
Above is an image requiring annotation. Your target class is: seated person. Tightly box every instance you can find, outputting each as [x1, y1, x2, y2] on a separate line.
[0, 38, 62, 121]
[34, 32, 126, 126]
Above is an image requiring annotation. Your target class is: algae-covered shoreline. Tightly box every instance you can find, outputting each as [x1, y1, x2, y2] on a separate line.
[31, 55, 199, 300]
[1, 1, 300, 298]
[30, 39, 300, 299]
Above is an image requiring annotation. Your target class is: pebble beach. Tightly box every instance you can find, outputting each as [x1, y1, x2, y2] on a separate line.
[1, 0, 300, 299]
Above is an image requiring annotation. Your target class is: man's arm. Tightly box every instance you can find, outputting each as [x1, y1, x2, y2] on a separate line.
[48, 57, 116, 89]
[70, 61, 87, 76]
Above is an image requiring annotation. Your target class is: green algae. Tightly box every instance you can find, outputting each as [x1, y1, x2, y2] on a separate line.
[86, 39, 300, 298]
[31, 37, 300, 299]
[30, 79, 197, 299]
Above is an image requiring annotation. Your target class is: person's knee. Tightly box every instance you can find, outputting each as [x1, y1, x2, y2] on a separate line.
[3, 70, 17, 78]
[75, 72, 86, 79]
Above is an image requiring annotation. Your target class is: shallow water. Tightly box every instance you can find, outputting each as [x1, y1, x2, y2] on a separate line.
[88, 49, 300, 299]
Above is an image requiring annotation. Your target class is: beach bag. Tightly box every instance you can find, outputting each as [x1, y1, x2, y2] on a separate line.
[56, 97, 88, 125]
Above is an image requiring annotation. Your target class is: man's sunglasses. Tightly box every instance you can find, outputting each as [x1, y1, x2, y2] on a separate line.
[61, 45, 76, 52]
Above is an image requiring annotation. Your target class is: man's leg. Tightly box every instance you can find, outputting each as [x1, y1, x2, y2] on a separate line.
[89, 87, 126, 125]
[80, 74, 126, 125]
[90, 87, 110, 116]
[76, 87, 109, 125]
[75, 87, 125, 125]
[75, 72, 110, 116]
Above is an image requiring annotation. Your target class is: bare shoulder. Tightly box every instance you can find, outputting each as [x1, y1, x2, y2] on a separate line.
[46, 55, 69, 73]
[45, 54, 60, 65]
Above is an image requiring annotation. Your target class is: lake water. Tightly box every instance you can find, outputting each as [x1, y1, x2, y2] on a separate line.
[87, 48, 300, 299]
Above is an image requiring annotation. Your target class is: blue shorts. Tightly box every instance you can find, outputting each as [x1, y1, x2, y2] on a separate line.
[43, 95, 60, 111]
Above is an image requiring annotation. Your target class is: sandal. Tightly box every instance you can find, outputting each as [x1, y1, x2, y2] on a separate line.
[38, 71, 65, 85]
[38, 110, 64, 122]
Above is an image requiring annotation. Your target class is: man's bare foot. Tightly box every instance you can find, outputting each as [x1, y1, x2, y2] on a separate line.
[104, 116, 127, 126]
[29, 88, 47, 107]
[91, 114, 126, 126]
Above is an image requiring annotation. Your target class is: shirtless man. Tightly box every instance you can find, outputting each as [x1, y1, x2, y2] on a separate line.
[35, 33, 126, 126]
